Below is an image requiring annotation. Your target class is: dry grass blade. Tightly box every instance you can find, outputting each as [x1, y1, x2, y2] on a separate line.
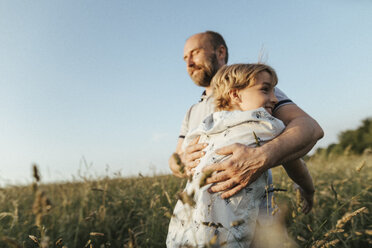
[297, 235, 306, 242]
[28, 235, 39, 244]
[33, 164, 40, 182]
[271, 207, 279, 216]
[330, 183, 338, 203]
[230, 219, 244, 227]
[0, 212, 15, 220]
[164, 211, 173, 219]
[253, 131, 261, 146]
[265, 188, 287, 194]
[164, 191, 172, 206]
[356, 160, 366, 172]
[126, 228, 138, 248]
[55, 238, 63, 246]
[199, 170, 213, 188]
[32, 190, 53, 227]
[0, 237, 22, 248]
[209, 234, 218, 245]
[91, 188, 104, 192]
[172, 153, 185, 174]
[202, 221, 223, 228]
[84, 239, 92, 248]
[177, 191, 195, 207]
[312, 240, 326, 248]
[320, 239, 339, 248]
[324, 229, 344, 237]
[90, 232, 104, 237]
[335, 207, 367, 229]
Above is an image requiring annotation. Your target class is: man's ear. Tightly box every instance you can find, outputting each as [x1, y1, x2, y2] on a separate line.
[229, 89, 241, 104]
[216, 45, 226, 63]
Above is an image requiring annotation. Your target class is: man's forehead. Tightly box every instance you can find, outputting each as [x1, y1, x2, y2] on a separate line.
[184, 34, 213, 53]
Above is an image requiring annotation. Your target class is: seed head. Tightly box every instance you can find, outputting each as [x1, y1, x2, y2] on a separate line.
[356, 160, 366, 172]
[32, 164, 40, 182]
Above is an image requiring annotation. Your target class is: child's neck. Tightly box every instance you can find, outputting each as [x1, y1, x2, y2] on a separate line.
[230, 105, 242, 111]
[205, 86, 213, 97]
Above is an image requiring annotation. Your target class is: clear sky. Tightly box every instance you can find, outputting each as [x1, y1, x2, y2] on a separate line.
[1, 0, 371, 185]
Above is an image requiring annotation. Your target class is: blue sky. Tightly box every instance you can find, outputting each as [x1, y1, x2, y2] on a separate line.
[1, 0, 371, 185]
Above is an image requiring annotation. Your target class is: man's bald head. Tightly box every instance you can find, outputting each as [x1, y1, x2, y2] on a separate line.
[183, 31, 228, 87]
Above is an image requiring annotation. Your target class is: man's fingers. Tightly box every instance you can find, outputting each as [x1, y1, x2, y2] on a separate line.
[205, 171, 230, 184]
[306, 200, 313, 213]
[221, 184, 246, 199]
[209, 178, 237, 193]
[186, 159, 200, 170]
[301, 197, 313, 214]
[303, 203, 310, 214]
[187, 150, 205, 163]
[185, 143, 207, 154]
[203, 160, 230, 173]
[215, 143, 239, 155]
[190, 136, 200, 145]
[191, 143, 208, 153]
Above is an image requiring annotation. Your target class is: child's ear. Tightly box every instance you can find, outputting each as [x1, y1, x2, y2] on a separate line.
[229, 89, 241, 104]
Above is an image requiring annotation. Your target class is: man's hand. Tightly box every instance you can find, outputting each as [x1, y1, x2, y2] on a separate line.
[203, 143, 270, 199]
[169, 136, 207, 178]
[300, 188, 314, 214]
[181, 136, 207, 176]
[295, 184, 314, 214]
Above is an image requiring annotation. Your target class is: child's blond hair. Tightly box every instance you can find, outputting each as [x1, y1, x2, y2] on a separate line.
[211, 63, 278, 111]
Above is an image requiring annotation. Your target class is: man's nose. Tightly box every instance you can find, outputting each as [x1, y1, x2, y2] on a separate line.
[186, 56, 195, 68]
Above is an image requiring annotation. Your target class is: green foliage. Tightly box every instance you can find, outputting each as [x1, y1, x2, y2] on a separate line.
[338, 118, 372, 153]
[316, 117, 372, 156]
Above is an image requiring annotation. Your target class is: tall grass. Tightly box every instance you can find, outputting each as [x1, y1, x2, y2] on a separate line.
[272, 152, 371, 248]
[0, 152, 371, 247]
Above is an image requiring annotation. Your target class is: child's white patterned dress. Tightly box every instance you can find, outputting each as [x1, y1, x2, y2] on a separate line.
[166, 108, 285, 248]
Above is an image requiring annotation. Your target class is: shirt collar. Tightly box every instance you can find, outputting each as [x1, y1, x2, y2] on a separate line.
[199, 90, 207, 102]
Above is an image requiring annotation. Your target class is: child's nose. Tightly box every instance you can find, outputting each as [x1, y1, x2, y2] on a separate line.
[271, 92, 278, 104]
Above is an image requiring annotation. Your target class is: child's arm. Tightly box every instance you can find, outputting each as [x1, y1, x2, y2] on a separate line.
[283, 159, 315, 214]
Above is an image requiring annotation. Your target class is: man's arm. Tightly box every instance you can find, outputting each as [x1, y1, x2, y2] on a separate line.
[262, 104, 324, 166]
[204, 104, 323, 199]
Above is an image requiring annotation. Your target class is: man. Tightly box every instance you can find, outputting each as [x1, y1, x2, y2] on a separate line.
[169, 31, 323, 199]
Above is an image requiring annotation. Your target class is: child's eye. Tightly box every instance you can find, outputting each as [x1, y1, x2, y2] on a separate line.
[261, 87, 269, 93]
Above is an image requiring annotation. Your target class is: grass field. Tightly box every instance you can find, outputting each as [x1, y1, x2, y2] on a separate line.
[0, 152, 371, 248]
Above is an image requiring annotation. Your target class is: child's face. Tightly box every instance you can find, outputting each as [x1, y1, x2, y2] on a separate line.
[234, 71, 278, 114]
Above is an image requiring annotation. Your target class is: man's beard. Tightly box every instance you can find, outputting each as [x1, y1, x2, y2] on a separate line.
[189, 53, 219, 87]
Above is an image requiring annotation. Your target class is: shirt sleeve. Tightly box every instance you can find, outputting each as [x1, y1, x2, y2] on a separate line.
[273, 87, 294, 113]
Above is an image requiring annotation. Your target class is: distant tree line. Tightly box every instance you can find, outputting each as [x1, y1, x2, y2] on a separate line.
[315, 117, 372, 156]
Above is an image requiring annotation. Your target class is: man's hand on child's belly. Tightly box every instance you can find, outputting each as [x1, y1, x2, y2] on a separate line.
[203, 143, 268, 199]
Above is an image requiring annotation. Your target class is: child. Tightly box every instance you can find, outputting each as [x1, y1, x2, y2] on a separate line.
[166, 64, 315, 247]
